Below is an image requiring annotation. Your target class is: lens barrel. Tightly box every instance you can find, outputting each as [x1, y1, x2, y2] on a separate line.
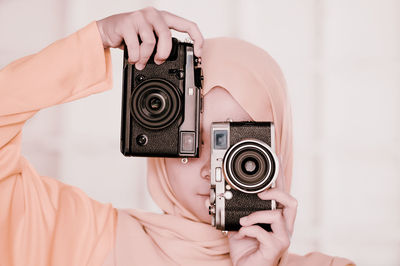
[131, 79, 181, 129]
[224, 139, 277, 193]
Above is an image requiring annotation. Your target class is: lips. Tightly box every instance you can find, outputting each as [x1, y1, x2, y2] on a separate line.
[197, 189, 210, 197]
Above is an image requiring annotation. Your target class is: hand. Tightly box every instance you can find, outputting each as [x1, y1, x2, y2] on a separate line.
[228, 188, 298, 266]
[96, 7, 204, 70]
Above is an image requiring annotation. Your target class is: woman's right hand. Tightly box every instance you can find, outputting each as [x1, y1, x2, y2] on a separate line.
[96, 7, 204, 70]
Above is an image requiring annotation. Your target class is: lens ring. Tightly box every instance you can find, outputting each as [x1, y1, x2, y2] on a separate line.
[139, 89, 171, 120]
[223, 139, 278, 193]
[242, 157, 258, 174]
[230, 146, 271, 188]
[131, 79, 181, 129]
[234, 150, 266, 183]
[145, 93, 166, 115]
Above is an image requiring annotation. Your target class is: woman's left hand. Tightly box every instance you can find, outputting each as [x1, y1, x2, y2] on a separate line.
[228, 188, 298, 266]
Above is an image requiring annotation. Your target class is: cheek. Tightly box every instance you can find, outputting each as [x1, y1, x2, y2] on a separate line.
[165, 160, 183, 190]
[165, 159, 197, 197]
[164, 158, 212, 222]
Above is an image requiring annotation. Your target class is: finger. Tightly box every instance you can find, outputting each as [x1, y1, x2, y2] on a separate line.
[258, 188, 297, 209]
[239, 210, 287, 237]
[258, 188, 297, 235]
[135, 17, 156, 70]
[142, 8, 172, 64]
[123, 32, 140, 64]
[239, 225, 290, 259]
[160, 10, 204, 57]
[237, 225, 277, 247]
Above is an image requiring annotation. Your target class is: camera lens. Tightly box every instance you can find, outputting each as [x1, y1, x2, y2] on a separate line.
[224, 139, 278, 193]
[131, 79, 182, 129]
[149, 97, 162, 110]
[233, 149, 267, 185]
[242, 158, 258, 175]
[145, 93, 166, 114]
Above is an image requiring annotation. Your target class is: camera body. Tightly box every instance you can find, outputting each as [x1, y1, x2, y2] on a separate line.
[121, 38, 203, 157]
[209, 121, 279, 231]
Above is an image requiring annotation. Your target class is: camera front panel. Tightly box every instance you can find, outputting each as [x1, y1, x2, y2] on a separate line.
[121, 38, 202, 157]
[209, 121, 279, 231]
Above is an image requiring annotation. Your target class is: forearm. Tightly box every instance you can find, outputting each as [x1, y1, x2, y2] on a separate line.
[0, 21, 113, 180]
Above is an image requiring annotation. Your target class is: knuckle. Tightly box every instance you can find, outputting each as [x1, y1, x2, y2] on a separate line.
[143, 6, 157, 13]
[143, 7, 160, 20]
[145, 38, 156, 46]
[189, 22, 199, 31]
[292, 198, 298, 208]
[282, 238, 291, 249]
[131, 11, 145, 21]
[141, 35, 156, 46]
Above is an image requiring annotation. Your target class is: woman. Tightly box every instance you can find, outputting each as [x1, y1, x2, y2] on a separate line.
[0, 7, 354, 266]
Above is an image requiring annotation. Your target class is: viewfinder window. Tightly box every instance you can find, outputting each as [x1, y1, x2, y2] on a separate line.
[214, 130, 228, 149]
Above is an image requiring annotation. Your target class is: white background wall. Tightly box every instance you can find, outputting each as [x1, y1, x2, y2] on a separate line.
[1, 0, 399, 265]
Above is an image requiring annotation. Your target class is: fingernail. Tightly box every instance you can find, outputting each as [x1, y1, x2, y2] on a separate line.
[135, 64, 144, 70]
[154, 59, 163, 65]
[239, 216, 247, 225]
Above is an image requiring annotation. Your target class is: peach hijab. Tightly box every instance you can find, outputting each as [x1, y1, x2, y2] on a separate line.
[109, 38, 354, 266]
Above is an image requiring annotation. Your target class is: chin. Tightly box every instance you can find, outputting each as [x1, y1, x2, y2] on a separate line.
[193, 198, 212, 224]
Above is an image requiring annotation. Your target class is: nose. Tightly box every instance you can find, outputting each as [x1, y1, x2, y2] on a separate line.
[200, 158, 211, 180]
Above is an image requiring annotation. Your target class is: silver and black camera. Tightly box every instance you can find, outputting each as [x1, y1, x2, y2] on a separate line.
[120, 37, 203, 157]
[209, 121, 279, 232]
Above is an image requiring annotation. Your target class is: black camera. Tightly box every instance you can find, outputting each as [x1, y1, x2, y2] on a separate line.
[209, 121, 279, 232]
[120, 38, 203, 157]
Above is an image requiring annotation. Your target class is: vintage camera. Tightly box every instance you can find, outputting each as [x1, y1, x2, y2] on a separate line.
[209, 121, 279, 232]
[120, 37, 203, 157]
